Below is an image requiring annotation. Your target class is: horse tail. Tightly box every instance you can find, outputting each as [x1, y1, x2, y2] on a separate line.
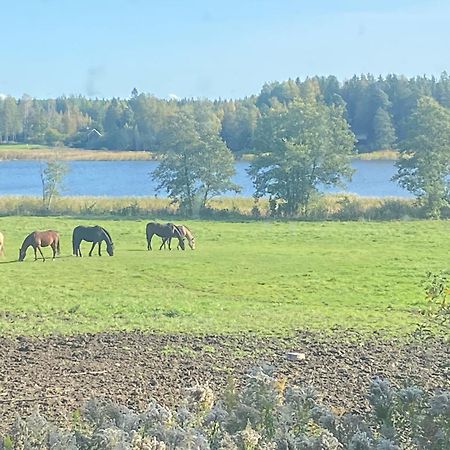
[72, 227, 79, 255]
[57, 234, 61, 255]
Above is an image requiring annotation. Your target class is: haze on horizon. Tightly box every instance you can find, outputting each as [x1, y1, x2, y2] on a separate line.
[1, 0, 449, 100]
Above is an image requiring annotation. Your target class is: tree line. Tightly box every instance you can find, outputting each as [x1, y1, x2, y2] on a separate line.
[2, 73, 450, 218]
[2, 73, 450, 153]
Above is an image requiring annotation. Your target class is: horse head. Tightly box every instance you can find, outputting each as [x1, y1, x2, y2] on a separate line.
[106, 241, 114, 256]
[18, 247, 26, 261]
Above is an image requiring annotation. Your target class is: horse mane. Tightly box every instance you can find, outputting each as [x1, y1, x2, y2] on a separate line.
[21, 233, 33, 249]
[172, 225, 183, 239]
[100, 226, 113, 245]
[183, 226, 193, 240]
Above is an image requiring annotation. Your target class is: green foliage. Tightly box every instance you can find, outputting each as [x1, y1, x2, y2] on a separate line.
[249, 98, 356, 216]
[2, 73, 450, 154]
[424, 271, 450, 329]
[0, 217, 446, 336]
[372, 107, 397, 150]
[152, 111, 239, 216]
[395, 97, 450, 217]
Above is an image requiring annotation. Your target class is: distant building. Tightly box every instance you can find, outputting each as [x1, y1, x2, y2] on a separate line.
[88, 128, 103, 138]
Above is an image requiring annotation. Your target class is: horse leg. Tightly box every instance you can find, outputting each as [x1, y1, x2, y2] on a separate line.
[147, 233, 153, 250]
[159, 239, 165, 250]
[76, 241, 82, 257]
[51, 243, 56, 260]
[37, 246, 45, 262]
[88, 242, 96, 256]
[98, 242, 102, 256]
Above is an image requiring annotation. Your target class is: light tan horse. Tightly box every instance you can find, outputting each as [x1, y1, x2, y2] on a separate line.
[0, 231, 4, 257]
[162, 224, 195, 250]
[177, 225, 195, 249]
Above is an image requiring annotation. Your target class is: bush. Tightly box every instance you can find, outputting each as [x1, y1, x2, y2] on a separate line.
[1, 366, 448, 449]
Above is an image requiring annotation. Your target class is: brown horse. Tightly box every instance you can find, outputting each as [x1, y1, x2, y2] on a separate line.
[146, 222, 185, 250]
[0, 231, 4, 257]
[18, 230, 60, 262]
[162, 224, 195, 250]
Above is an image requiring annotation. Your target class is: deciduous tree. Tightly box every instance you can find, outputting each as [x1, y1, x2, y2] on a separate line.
[40, 154, 69, 210]
[152, 111, 239, 215]
[394, 96, 450, 217]
[249, 99, 355, 216]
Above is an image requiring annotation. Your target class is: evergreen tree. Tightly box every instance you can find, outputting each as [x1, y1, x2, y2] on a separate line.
[372, 107, 397, 150]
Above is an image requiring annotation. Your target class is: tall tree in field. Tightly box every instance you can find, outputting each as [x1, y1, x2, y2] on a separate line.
[152, 111, 239, 215]
[40, 154, 69, 210]
[394, 96, 450, 217]
[249, 99, 356, 216]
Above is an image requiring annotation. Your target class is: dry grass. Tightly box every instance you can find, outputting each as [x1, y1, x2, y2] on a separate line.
[356, 149, 399, 160]
[0, 194, 418, 221]
[0, 145, 156, 161]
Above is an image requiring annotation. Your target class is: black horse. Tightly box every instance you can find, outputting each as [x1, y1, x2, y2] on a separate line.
[72, 225, 114, 257]
[146, 222, 185, 250]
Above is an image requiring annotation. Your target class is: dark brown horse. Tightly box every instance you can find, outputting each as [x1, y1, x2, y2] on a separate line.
[18, 230, 60, 262]
[146, 222, 185, 251]
[72, 225, 114, 257]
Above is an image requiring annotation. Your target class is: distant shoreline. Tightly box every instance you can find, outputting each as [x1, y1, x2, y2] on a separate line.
[0, 144, 399, 162]
[0, 145, 156, 161]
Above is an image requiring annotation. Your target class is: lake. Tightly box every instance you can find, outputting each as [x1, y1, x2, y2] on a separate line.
[0, 159, 410, 197]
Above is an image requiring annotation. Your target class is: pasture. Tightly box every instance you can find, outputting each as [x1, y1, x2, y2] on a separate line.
[0, 216, 448, 336]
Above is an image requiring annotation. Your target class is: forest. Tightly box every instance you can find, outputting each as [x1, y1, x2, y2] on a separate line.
[2, 72, 450, 153]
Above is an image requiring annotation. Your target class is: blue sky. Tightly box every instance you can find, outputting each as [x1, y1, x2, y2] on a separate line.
[1, 0, 449, 99]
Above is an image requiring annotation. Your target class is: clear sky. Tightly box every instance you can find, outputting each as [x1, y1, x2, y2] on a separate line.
[0, 0, 449, 100]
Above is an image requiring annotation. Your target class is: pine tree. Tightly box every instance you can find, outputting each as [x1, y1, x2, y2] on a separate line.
[372, 107, 397, 150]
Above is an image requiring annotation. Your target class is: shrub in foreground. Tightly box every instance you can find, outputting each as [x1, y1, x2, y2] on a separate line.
[1, 366, 449, 449]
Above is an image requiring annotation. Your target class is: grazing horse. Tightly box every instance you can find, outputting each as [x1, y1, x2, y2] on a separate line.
[18, 230, 60, 262]
[146, 222, 185, 251]
[162, 224, 195, 250]
[0, 231, 4, 257]
[72, 225, 114, 257]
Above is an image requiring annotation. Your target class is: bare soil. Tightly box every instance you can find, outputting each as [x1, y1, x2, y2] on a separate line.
[0, 331, 448, 433]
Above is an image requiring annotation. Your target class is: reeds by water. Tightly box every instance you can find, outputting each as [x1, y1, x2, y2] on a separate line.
[0, 194, 422, 220]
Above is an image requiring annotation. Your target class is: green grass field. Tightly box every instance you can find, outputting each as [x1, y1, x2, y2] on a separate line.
[0, 216, 448, 336]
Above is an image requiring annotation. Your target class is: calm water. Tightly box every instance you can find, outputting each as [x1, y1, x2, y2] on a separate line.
[0, 159, 410, 197]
